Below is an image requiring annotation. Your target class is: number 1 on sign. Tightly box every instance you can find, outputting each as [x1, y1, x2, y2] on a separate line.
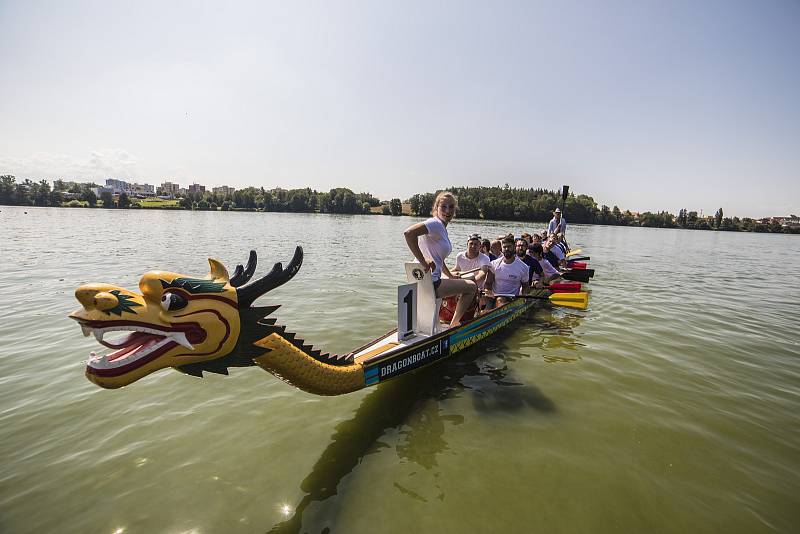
[397, 283, 417, 339]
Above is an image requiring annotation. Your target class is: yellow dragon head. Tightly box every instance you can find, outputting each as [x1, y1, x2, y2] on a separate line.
[69, 247, 303, 388]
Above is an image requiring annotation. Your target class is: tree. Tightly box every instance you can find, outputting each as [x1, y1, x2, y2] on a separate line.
[341, 190, 359, 213]
[100, 191, 115, 208]
[288, 190, 309, 212]
[677, 208, 687, 228]
[118, 191, 131, 209]
[714, 208, 723, 229]
[598, 205, 612, 225]
[457, 196, 480, 219]
[34, 180, 51, 206]
[612, 206, 622, 225]
[49, 187, 63, 207]
[82, 189, 97, 207]
[408, 193, 434, 217]
[0, 175, 16, 204]
[262, 191, 274, 211]
[381, 204, 391, 215]
[389, 198, 402, 216]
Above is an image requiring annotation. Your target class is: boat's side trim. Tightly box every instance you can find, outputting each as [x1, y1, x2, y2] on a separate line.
[362, 298, 536, 387]
[364, 335, 450, 386]
[450, 299, 534, 354]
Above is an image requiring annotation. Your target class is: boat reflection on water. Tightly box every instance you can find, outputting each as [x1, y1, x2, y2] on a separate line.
[267, 308, 585, 533]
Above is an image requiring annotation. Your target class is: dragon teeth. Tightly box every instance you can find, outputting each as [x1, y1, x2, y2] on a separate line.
[171, 332, 195, 350]
[93, 330, 104, 342]
[81, 326, 91, 337]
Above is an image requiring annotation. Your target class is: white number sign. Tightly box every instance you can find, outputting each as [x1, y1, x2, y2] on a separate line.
[397, 283, 417, 340]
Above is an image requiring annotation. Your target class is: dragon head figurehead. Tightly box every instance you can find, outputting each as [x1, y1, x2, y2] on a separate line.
[69, 247, 303, 389]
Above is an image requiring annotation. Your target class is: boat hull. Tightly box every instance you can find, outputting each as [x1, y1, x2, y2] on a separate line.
[361, 297, 537, 388]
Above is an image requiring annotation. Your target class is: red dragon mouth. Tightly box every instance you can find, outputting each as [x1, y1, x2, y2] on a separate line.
[73, 319, 206, 377]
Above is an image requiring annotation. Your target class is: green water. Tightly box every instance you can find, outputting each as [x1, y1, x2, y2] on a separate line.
[1, 206, 798, 533]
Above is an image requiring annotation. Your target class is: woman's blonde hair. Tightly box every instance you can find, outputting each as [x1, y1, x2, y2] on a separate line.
[431, 191, 458, 216]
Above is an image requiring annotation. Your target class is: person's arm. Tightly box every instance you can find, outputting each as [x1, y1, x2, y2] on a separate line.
[442, 263, 456, 279]
[521, 280, 531, 296]
[484, 269, 495, 296]
[403, 222, 435, 272]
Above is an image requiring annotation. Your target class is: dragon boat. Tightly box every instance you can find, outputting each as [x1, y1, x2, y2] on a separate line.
[69, 247, 589, 395]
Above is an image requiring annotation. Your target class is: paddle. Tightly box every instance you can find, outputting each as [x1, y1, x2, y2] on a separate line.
[567, 255, 590, 262]
[452, 266, 489, 280]
[495, 291, 589, 311]
[565, 248, 583, 258]
[548, 282, 582, 293]
[562, 269, 591, 283]
[567, 261, 588, 269]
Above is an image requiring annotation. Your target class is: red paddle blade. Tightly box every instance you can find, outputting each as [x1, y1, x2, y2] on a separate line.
[548, 282, 582, 293]
[567, 261, 587, 269]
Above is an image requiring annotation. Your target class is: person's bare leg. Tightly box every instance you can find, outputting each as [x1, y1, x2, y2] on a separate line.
[436, 279, 476, 327]
[450, 288, 475, 326]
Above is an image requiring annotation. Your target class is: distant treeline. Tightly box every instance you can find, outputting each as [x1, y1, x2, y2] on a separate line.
[408, 186, 798, 233]
[1, 175, 796, 233]
[0, 175, 380, 214]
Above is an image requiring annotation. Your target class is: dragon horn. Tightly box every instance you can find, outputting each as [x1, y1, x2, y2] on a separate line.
[208, 259, 230, 281]
[231, 264, 244, 282]
[236, 246, 303, 308]
[230, 250, 258, 287]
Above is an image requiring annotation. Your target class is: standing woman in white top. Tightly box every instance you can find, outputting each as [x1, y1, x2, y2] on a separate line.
[403, 191, 477, 327]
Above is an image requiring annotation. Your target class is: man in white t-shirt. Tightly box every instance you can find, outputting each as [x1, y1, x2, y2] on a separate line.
[485, 237, 530, 309]
[452, 233, 491, 288]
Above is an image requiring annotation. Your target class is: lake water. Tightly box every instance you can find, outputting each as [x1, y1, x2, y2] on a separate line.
[1, 206, 798, 533]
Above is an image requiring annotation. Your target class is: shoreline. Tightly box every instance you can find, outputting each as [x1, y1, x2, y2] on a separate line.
[2, 203, 797, 234]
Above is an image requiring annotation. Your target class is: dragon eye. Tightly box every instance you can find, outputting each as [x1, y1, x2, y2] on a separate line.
[160, 292, 188, 311]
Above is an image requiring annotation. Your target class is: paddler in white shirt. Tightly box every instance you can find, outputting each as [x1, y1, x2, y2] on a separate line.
[452, 233, 492, 314]
[451, 233, 491, 288]
[484, 236, 531, 309]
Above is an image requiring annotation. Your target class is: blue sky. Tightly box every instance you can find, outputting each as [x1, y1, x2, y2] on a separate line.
[1, 0, 798, 218]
